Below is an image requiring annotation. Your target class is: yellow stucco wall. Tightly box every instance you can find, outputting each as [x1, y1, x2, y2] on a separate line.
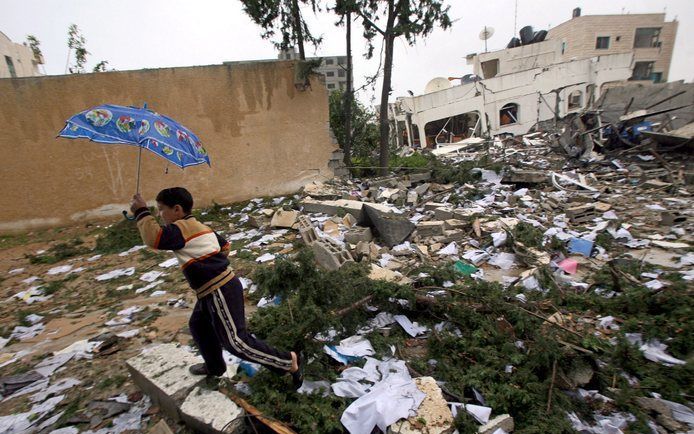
[0, 61, 336, 232]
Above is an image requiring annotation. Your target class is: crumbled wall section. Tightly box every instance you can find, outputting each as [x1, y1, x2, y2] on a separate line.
[0, 61, 336, 232]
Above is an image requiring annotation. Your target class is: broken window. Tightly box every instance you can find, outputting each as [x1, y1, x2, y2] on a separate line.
[595, 36, 610, 50]
[5, 56, 16, 78]
[634, 28, 661, 48]
[481, 59, 499, 79]
[423, 111, 481, 146]
[568, 90, 583, 110]
[499, 103, 519, 126]
[631, 61, 655, 81]
[326, 71, 335, 77]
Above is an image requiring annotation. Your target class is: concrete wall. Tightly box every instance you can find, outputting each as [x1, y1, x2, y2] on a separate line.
[0, 31, 42, 78]
[0, 61, 336, 232]
[548, 14, 677, 81]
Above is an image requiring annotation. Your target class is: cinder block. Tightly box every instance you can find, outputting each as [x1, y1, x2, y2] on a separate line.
[566, 204, 596, 224]
[297, 215, 318, 245]
[405, 172, 432, 183]
[344, 226, 373, 244]
[311, 238, 354, 270]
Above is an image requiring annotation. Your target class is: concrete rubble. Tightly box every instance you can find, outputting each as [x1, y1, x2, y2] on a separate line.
[0, 108, 692, 434]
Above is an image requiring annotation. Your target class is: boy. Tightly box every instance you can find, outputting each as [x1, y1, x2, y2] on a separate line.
[130, 187, 302, 386]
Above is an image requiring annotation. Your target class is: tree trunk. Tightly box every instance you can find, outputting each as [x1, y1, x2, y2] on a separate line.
[343, 11, 353, 168]
[378, 1, 396, 176]
[291, 0, 306, 60]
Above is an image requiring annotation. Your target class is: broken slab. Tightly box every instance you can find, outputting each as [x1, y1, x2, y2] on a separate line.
[180, 387, 245, 434]
[127, 345, 245, 432]
[344, 226, 373, 244]
[311, 238, 354, 270]
[363, 205, 416, 248]
[390, 377, 454, 434]
[126, 344, 205, 421]
[301, 199, 395, 224]
[566, 204, 596, 225]
[478, 414, 514, 434]
[444, 219, 468, 230]
[270, 209, 299, 228]
[502, 169, 548, 185]
[416, 221, 445, 237]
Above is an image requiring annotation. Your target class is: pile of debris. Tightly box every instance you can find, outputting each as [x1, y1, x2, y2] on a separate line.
[0, 125, 692, 434]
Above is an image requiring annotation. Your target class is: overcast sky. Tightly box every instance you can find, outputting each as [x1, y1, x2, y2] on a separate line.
[2, 0, 691, 106]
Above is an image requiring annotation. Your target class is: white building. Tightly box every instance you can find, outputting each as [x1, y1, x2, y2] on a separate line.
[0, 31, 43, 79]
[279, 48, 351, 91]
[393, 39, 633, 147]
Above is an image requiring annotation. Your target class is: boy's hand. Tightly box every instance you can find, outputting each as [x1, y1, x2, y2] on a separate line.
[130, 194, 147, 213]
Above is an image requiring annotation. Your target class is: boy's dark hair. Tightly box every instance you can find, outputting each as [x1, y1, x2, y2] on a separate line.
[156, 187, 193, 214]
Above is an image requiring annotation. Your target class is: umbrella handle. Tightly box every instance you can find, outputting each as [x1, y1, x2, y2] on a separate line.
[122, 210, 136, 221]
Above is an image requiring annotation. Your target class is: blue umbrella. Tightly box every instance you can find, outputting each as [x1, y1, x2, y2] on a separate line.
[58, 103, 211, 193]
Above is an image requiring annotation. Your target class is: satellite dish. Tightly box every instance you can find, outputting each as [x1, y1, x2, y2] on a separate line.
[424, 77, 452, 94]
[479, 26, 495, 41]
[479, 26, 495, 53]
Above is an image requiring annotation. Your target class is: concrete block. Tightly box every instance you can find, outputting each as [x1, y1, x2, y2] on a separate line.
[270, 209, 299, 228]
[180, 387, 245, 434]
[424, 202, 449, 211]
[344, 226, 373, 244]
[406, 190, 418, 204]
[405, 171, 432, 183]
[413, 183, 430, 196]
[444, 219, 467, 230]
[566, 204, 596, 225]
[363, 205, 416, 248]
[434, 208, 456, 221]
[478, 414, 514, 434]
[248, 214, 268, 229]
[441, 230, 466, 243]
[416, 221, 445, 237]
[390, 377, 454, 434]
[501, 169, 548, 184]
[297, 215, 318, 245]
[126, 344, 204, 422]
[301, 199, 394, 225]
[311, 238, 354, 270]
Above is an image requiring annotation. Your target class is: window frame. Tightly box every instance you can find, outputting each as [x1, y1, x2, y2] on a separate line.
[499, 103, 520, 127]
[634, 27, 661, 48]
[595, 36, 610, 50]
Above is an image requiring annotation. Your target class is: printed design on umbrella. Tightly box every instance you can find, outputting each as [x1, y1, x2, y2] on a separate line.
[85, 109, 113, 127]
[150, 139, 159, 147]
[176, 129, 191, 143]
[116, 115, 136, 133]
[162, 145, 174, 156]
[138, 120, 150, 135]
[193, 140, 208, 156]
[70, 124, 79, 132]
[177, 151, 183, 162]
[154, 121, 171, 138]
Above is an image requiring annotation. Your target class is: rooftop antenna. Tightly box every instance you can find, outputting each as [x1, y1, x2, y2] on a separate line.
[479, 26, 495, 53]
[514, 0, 518, 36]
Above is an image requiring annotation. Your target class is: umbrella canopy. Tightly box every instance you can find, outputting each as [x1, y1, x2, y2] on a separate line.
[58, 104, 211, 168]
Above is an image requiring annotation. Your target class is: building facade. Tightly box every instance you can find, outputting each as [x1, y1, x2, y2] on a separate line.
[279, 48, 351, 91]
[0, 31, 43, 79]
[547, 9, 677, 83]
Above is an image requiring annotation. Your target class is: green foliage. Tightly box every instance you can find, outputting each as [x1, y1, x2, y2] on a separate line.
[328, 89, 380, 162]
[512, 222, 544, 249]
[26, 35, 42, 61]
[430, 156, 483, 185]
[92, 60, 109, 72]
[27, 239, 88, 264]
[67, 24, 88, 74]
[94, 218, 142, 254]
[239, 0, 322, 57]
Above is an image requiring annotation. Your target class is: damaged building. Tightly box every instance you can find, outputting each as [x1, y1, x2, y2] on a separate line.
[392, 8, 679, 147]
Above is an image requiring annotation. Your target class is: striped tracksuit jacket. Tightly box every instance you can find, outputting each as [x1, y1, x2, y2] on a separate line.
[135, 208, 293, 374]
